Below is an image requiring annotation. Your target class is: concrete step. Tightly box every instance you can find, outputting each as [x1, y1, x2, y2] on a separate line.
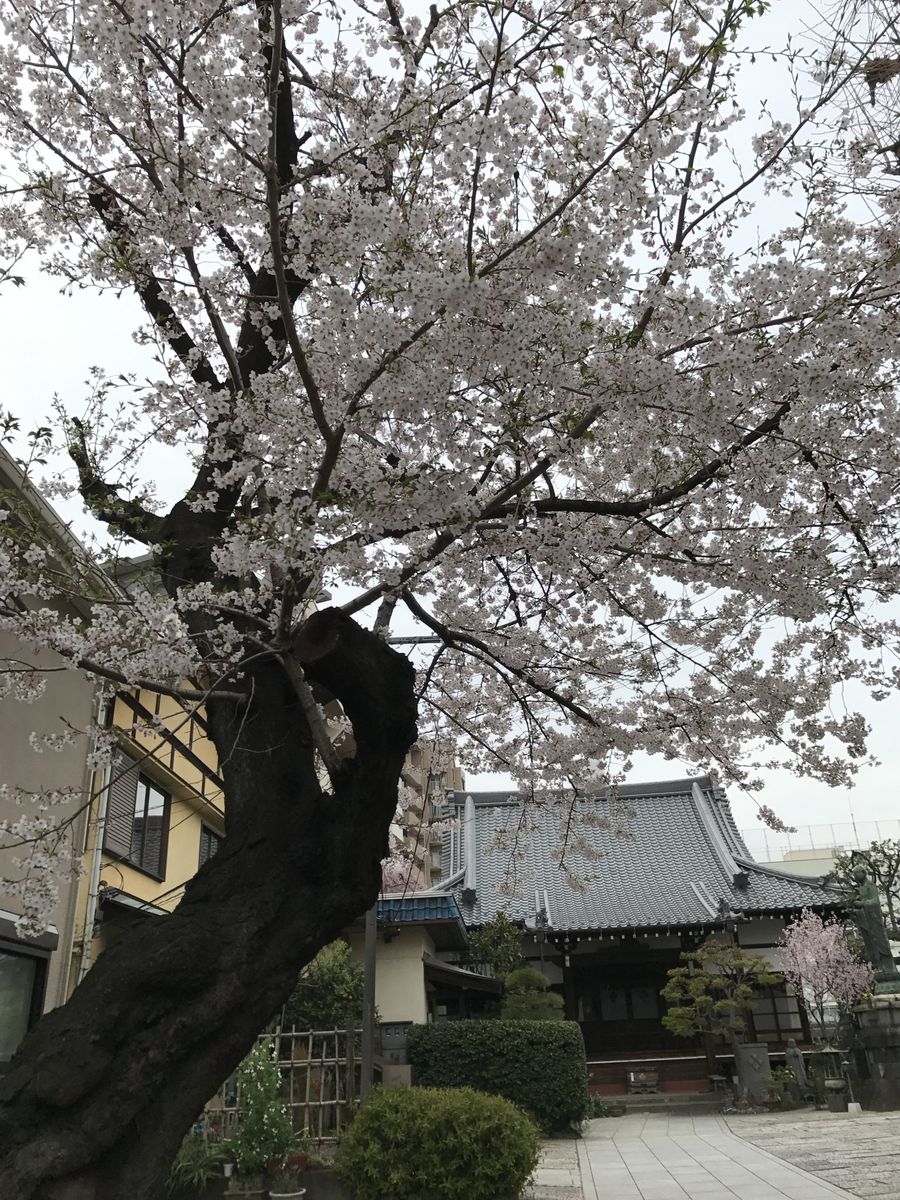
[602, 1092, 724, 1114]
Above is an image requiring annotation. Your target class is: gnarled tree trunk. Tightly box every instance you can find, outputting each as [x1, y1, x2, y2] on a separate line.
[0, 610, 416, 1200]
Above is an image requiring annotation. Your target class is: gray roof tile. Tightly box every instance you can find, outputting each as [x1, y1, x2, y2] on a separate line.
[444, 777, 841, 931]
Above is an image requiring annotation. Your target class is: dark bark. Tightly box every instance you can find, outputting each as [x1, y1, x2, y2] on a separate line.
[0, 609, 416, 1200]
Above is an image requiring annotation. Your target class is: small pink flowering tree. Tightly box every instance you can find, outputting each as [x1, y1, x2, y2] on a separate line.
[780, 911, 873, 1042]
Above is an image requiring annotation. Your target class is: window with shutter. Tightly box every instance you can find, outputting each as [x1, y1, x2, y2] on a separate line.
[198, 825, 224, 868]
[103, 752, 139, 859]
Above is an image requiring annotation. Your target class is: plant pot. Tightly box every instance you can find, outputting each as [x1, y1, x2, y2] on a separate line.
[270, 1192, 307, 1198]
[296, 1166, 355, 1200]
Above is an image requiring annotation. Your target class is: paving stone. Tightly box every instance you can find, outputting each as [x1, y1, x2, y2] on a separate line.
[726, 1110, 900, 1199]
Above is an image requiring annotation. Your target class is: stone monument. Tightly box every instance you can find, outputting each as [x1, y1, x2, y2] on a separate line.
[785, 1037, 808, 1088]
[733, 1042, 772, 1106]
[849, 866, 900, 1109]
[851, 865, 900, 992]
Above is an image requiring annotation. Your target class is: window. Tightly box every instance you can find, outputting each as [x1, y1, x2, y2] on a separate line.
[0, 947, 46, 1062]
[132, 777, 169, 876]
[103, 753, 169, 878]
[199, 824, 224, 868]
[751, 988, 803, 1040]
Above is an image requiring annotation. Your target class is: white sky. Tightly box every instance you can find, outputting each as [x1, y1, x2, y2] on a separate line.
[1, 2, 898, 841]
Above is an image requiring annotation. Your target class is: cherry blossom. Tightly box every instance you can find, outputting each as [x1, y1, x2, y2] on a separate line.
[780, 909, 874, 1039]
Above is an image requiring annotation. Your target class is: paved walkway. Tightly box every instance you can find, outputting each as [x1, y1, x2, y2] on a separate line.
[727, 1111, 900, 1199]
[528, 1138, 582, 1200]
[578, 1113, 856, 1200]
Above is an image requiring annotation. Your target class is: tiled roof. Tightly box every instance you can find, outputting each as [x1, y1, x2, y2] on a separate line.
[378, 894, 464, 925]
[443, 777, 842, 932]
[377, 892, 469, 949]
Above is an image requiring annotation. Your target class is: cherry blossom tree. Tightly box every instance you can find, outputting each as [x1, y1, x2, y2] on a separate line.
[780, 910, 874, 1041]
[0, 0, 899, 1195]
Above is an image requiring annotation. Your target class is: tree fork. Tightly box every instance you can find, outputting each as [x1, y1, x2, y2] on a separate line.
[0, 616, 416, 1200]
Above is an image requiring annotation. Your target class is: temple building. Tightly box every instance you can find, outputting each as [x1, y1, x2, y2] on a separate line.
[441, 776, 843, 1093]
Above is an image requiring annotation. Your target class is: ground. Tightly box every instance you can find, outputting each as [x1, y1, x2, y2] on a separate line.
[726, 1110, 900, 1200]
[529, 1110, 900, 1200]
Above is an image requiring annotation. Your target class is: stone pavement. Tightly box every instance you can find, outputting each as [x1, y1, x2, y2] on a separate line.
[726, 1110, 900, 1200]
[527, 1138, 583, 1200]
[577, 1113, 856, 1200]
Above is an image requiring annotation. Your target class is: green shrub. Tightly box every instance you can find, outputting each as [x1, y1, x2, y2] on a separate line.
[585, 1095, 625, 1119]
[407, 1019, 588, 1132]
[166, 1134, 226, 1194]
[500, 967, 565, 1020]
[282, 939, 364, 1030]
[465, 912, 526, 978]
[334, 1086, 540, 1200]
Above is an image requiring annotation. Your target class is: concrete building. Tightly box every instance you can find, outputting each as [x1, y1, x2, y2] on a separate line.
[0, 447, 99, 1062]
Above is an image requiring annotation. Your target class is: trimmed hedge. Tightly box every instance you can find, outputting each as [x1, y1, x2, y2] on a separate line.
[407, 1019, 588, 1132]
[334, 1086, 540, 1200]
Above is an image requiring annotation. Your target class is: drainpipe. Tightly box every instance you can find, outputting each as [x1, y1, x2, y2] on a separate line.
[53, 701, 103, 1005]
[76, 704, 113, 986]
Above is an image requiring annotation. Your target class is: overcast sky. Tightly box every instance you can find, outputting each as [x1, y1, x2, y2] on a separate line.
[2, 1, 898, 846]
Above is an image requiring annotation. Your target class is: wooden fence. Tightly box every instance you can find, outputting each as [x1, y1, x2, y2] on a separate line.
[202, 1027, 364, 1143]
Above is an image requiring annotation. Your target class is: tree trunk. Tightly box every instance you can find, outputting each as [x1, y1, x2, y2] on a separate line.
[0, 611, 416, 1200]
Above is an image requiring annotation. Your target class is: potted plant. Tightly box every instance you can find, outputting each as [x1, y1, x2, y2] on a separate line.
[268, 1168, 307, 1198]
[226, 1172, 266, 1198]
[228, 1040, 295, 1197]
[166, 1133, 228, 1195]
[266, 1127, 313, 1179]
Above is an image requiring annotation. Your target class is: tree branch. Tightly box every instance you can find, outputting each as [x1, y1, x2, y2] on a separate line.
[278, 651, 343, 781]
[485, 401, 792, 521]
[401, 591, 598, 726]
[67, 417, 165, 545]
[86, 191, 224, 394]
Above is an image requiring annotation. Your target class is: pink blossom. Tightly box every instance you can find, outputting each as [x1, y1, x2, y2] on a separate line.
[780, 910, 874, 1040]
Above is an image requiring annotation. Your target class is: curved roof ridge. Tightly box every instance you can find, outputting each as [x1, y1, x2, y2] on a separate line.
[690, 782, 739, 880]
[706, 790, 754, 859]
[735, 855, 840, 891]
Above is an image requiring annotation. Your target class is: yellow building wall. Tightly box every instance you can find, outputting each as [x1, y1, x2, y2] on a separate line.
[72, 688, 224, 977]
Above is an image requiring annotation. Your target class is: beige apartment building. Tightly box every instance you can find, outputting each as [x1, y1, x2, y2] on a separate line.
[0, 447, 98, 1061]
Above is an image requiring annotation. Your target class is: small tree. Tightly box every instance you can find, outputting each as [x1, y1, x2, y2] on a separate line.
[281, 941, 364, 1032]
[780, 911, 873, 1043]
[466, 913, 525, 979]
[831, 841, 900, 939]
[500, 967, 565, 1021]
[661, 938, 783, 1047]
[230, 1040, 294, 1182]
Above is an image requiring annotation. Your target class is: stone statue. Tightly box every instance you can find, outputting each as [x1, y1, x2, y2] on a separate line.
[850, 865, 900, 991]
[784, 1037, 808, 1089]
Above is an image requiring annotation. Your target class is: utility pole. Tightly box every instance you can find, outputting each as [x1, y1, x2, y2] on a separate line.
[360, 902, 377, 1099]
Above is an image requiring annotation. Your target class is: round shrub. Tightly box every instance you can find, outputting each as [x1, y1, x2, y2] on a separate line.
[334, 1085, 540, 1200]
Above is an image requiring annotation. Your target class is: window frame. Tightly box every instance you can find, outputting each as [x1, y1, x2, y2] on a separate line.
[130, 774, 170, 880]
[0, 939, 49, 1065]
[198, 823, 224, 868]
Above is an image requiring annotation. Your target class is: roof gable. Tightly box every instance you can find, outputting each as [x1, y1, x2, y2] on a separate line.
[443, 777, 841, 932]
